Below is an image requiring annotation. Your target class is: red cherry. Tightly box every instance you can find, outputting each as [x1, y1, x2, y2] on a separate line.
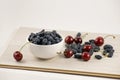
[13, 51, 23, 61]
[82, 52, 91, 61]
[95, 36, 104, 46]
[74, 37, 82, 44]
[64, 49, 73, 58]
[65, 36, 74, 44]
[83, 44, 92, 52]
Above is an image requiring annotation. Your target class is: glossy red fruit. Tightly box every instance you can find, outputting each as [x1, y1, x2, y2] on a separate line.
[65, 36, 74, 44]
[64, 49, 73, 58]
[82, 52, 91, 61]
[13, 51, 23, 61]
[83, 44, 92, 52]
[74, 37, 82, 44]
[95, 36, 104, 46]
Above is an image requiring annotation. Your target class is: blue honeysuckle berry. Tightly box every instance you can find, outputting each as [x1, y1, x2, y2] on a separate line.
[28, 29, 62, 45]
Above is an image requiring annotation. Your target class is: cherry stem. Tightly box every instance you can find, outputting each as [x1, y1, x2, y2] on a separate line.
[104, 35, 115, 39]
[57, 51, 62, 55]
[103, 53, 109, 57]
[99, 49, 109, 58]
[81, 33, 88, 39]
[19, 42, 30, 52]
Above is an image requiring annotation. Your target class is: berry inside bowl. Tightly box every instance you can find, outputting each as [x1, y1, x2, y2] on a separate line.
[28, 29, 64, 59]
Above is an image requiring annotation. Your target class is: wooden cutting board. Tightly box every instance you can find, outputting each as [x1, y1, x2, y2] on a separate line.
[0, 27, 120, 79]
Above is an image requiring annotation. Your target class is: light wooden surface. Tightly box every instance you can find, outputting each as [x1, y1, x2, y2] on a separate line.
[0, 27, 120, 79]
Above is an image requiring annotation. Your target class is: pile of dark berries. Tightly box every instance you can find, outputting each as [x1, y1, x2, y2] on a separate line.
[64, 32, 115, 61]
[103, 44, 114, 58]
[28, 29, 62, 45]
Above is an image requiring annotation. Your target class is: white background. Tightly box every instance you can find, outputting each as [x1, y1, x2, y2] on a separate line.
[0, 0, 120, 80]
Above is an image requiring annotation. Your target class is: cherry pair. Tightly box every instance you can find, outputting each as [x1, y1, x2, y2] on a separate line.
[64, 49, 91, 61]
[65, 36, 82, 44]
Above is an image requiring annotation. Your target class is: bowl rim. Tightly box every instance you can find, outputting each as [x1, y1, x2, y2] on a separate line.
[29, 39, 64, 47]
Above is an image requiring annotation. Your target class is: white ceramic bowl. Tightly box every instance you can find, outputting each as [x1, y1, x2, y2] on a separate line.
[29, 39, 64, 59]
